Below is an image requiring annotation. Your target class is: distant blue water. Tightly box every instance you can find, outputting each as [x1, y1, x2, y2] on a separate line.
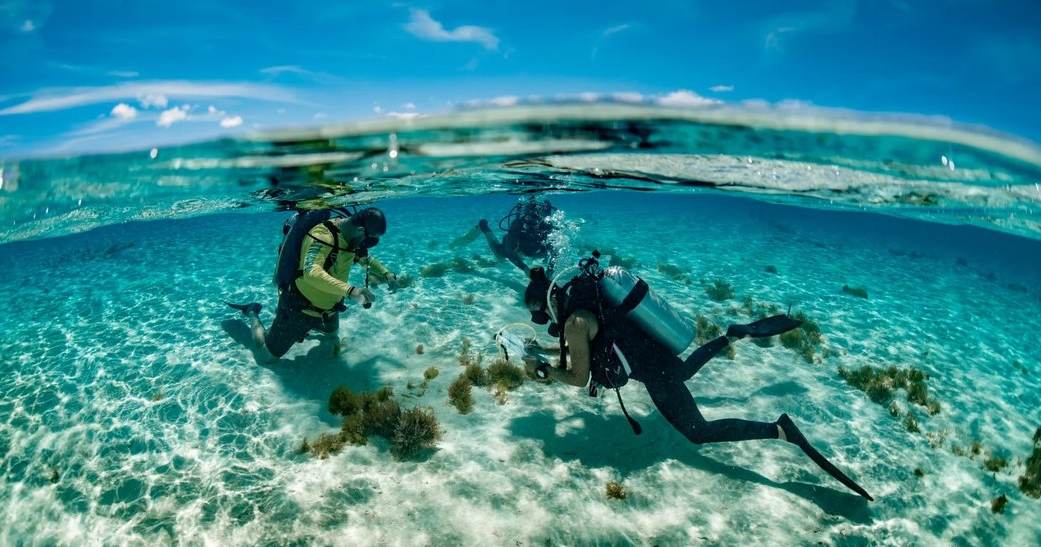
[2, 190, 1040, 544]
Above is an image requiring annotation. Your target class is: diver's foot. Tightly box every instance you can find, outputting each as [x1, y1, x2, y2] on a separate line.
[727, 314, 802, 339]
[226, 301, 262, 317]
[776, 413, 874, 501]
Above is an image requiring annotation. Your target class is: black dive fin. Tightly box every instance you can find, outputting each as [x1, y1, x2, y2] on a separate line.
[226, 301, 262, 316]
[777, 413, 874, 501]
[727, 314, 802, 339]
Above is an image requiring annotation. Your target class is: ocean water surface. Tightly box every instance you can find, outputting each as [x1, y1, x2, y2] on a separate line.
[1, 104, 1040, 545]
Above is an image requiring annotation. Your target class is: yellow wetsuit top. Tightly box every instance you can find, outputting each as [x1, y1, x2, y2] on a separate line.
[294, 222, 391, 313]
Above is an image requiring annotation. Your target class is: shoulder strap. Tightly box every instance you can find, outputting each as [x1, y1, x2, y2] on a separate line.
[321, 220, 340, 271]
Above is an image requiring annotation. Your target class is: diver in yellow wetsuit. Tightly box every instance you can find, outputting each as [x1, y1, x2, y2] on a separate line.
[228, 208, 407, 360]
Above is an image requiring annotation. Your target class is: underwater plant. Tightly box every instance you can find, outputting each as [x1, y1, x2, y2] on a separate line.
[494, 382, 510, 405]
[841, 285, 869, 299]
[984, 455, 1008, 473]
[391, 407, 442, 459]
[448, 375, 474, 414]
[329, 386, 363, 416]
[991, 494, 1008, 514]
[606, 481, 626, 500]
[462, 293, 477, 305]
[837, 365, 939, 414]
[1018, 426, 1041, 498]
[424, 367, 440, 381]
[903, 413, 920, 433]
[704, 279, 735, 302]
[778, 312, 823, 363]
[308, 432, 347, 459]
[360, 398, 402, 439]
[415, 344, 424, 355]
[764, 265, 778, 274]
[657, 262, 688, 283]
[340, 413, 368, 446]
[914, 468, 925, 478]
[420, 262, 450, 278]
[486, 358, 526, 390]
[695, 315, 722, 345]
[463, 363, 488, 387]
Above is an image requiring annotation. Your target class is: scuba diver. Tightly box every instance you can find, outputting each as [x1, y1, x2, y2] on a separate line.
[227, 207, 408, 360]
[450, 196, 557, 273]
[521, 252, 874, 501]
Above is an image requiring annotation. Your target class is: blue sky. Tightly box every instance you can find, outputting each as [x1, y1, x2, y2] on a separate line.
[1, 0, 1040, 157]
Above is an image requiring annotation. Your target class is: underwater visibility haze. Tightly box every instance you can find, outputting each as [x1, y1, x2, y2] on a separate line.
[2, 102, 1041, 545]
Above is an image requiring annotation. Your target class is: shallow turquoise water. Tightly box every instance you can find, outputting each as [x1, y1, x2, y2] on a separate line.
[1, 105, 1041, 545]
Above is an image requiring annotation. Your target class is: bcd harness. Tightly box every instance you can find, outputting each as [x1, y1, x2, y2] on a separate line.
[553, 259, 645, 435]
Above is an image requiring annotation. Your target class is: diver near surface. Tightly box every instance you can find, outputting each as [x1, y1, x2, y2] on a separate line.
[451, 196, 557, 273]
[521, 252, 874, 501]
[227, 207, 409, 361]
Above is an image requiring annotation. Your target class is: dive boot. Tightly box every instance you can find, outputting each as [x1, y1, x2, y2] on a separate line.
[226, 302, 262, 316]
[727, 314, 802, 339]
[777, 413, 874, 501]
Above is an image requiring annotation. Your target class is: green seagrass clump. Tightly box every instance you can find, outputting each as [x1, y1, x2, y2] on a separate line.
[391, 407, 442, 459]
[486, 358, 526, 390]
[424, 367, 440, 380]
[305, 385, 440, 460]
[704, 279, 734, 302]
[1019, 426, 1041, 498]
[606, 481, 626, 500]
[657, 262, 689, 284]
[837, 365, 938, 413]
[780, 312, 822, 363]
[448, 375, 474, 414]
[991, 494, 1008, 514]
[841, 285, 869, 299]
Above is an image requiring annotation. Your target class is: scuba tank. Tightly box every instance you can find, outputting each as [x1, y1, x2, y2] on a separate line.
[597, 266, 696, 357]
[273, 208, 350, 291]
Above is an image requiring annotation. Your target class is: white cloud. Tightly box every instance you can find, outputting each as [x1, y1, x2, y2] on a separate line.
[107, 70, 139, 78]
[220, 115, 243, 128]
[207, 105, 221, 115]
[404, 9, 499, 51]
[157, 105, 189, 127]
[402, 102, 416, 111]
[611, 92, 644, 103]
[313, 112, 328, 120]
[710, 84, 734, 93]
[386, 112, 422, 120]
[578, 92, 600, 102]
[657, 90, 722, 107]
[139, 94, 168, 109]
[110, 103, 138, 120]
[0, 81, 299, 116]
[602, 23, 631, 37]
[20, 19, 35, 32]
[488, 96, 518, 107]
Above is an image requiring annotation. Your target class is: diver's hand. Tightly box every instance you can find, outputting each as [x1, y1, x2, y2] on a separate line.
[386, 272, 414, 290]
[348, 286, 375, 308]
[524, 356, 551, 381]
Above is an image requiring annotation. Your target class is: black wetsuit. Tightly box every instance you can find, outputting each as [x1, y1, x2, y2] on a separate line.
[480, 200, 556, 271]
[545, 274, 874, 501]
[597, 317, 778, 444]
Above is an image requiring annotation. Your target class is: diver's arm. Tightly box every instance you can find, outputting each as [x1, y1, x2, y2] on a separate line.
[546, 312, 594, 387]
[355, 254, 393, 281]
[301, 226, 350, 298]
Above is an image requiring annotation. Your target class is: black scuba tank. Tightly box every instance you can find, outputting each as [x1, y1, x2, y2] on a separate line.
[273, 209, 337, 291]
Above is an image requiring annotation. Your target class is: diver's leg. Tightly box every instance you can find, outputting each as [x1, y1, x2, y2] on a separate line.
[481, 224, 528, 272]
[643, 379, 778, 444]
[319, 313, 342, 356]
[449, 222, 483, 249]
[677, 336, 732, 380]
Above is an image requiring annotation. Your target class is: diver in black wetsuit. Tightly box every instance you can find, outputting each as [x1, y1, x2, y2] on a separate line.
[450, 197, 557, 273]
[521, 255, 874, 501]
